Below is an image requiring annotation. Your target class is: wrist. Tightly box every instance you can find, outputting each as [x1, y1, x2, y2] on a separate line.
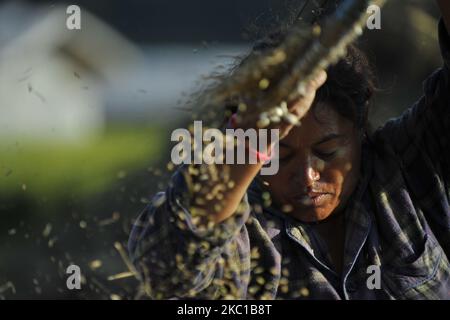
[227, 113, 273, 164]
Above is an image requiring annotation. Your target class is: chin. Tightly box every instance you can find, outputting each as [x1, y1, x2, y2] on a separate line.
[288, 206, 333, 223]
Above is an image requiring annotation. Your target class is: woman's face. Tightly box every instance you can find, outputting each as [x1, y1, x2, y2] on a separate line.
[262, 103, 362, 222]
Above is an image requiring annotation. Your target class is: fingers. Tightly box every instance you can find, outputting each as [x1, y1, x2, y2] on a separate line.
[301, 70, 328, 102]
[235, 69, 328, 136]
[310, 70, 328, 91]
[288, 70, 327, 121]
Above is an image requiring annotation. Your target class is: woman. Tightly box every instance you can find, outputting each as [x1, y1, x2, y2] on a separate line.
[128, 2, 450, 299]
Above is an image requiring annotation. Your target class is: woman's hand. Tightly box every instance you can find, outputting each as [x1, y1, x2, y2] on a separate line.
[233, 70, 328, 141]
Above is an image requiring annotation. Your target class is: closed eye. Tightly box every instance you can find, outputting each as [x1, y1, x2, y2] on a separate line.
[314, 150, 337, 160]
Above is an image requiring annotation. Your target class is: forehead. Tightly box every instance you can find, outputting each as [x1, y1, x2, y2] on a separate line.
[283, 104, 355, 147]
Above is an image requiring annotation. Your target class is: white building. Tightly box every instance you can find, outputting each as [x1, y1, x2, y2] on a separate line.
[0, 1, 246, 143]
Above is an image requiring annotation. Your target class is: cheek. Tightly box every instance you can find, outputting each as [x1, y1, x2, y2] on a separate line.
[326, 148, 360, 196]
[323, 149, 359, 190]
[261, 172, 291, 202]
[262, 170, 286, 194]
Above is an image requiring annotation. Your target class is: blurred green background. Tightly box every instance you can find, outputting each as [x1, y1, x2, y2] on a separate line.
[0, 0, 444, 299]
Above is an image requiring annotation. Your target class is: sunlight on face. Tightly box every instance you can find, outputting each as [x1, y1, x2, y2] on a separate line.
[262, 103, 362, 222]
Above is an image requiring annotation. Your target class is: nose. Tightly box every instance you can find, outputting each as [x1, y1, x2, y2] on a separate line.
[293, 158, 321, 190]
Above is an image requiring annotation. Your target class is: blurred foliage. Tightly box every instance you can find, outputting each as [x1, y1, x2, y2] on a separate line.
[0, 125, 168, 299]
[0, 125, 163, 204]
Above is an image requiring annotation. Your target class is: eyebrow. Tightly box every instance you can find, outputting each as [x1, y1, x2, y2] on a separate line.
[279, 133, 344, 149]
[313, 133, 345, 146]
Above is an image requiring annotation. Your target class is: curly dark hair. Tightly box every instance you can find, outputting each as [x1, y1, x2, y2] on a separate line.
[315, 44, 376, 135]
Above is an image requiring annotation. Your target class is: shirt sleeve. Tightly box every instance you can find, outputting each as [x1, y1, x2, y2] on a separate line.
[127, 165, 251, 299]
[373, 18, 450, 254]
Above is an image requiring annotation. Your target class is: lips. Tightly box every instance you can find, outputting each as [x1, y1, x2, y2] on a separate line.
[292, 192, 331, 207]
[306, 192, 326, 198]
